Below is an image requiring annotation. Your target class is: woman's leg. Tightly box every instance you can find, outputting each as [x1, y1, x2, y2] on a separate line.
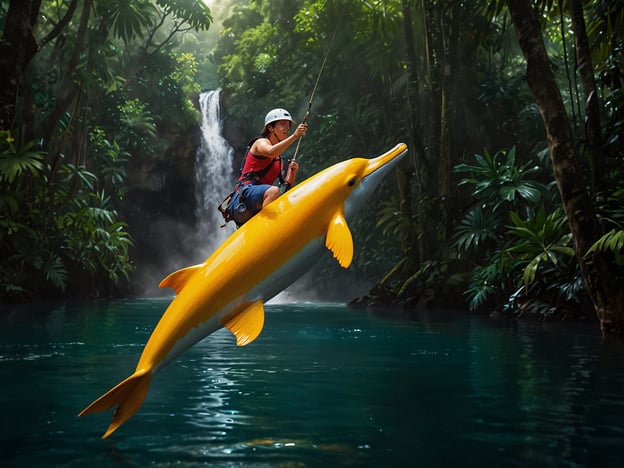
[262, 186, 281, 207]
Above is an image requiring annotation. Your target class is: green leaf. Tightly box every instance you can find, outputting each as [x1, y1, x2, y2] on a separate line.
[523, 254, 543, 289]
[0, 137, 45, 184]
[585, 229, 624, 264]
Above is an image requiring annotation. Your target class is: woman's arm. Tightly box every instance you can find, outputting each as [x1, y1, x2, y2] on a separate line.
[252, 123, 308, 159]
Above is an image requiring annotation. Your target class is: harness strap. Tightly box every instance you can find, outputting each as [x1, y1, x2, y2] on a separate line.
[217, 191, 235, 227]
[237, 155, 282, 188]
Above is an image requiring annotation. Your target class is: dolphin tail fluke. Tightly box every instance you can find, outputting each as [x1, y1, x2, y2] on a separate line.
[78, 370, 153, 439]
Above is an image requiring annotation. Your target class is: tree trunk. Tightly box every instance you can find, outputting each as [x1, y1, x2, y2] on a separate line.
[506, 0, 624, 336]
[439, 3, 460, 239]
[400, 0, 421, 266]
[420, 0, 443, 265]
[44, 0, 93, 163]
[0, 0, 42, 131]
[569, 0, 603, 194]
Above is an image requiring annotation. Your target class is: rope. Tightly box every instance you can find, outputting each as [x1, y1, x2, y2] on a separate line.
[292, 13, 343, 162]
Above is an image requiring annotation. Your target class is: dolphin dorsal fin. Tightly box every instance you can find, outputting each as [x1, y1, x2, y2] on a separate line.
[224, 300, 265, 346]
[158, 264, 203, 295]
[325, 211, 354, 268]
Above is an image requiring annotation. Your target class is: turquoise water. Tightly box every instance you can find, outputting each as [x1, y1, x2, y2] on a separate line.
[1, 299, 623, 467]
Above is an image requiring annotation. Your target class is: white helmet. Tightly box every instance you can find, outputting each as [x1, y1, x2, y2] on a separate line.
[264, 108, 294, 127]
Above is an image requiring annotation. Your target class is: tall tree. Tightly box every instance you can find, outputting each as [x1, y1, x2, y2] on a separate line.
[0, 0, 42, 130]
[41, 0, 93, 158]
[398, 0, 419, 265]
[569, 0, 603, 194]
[506, 0, 624, 336]
[0, 0, 79, 132]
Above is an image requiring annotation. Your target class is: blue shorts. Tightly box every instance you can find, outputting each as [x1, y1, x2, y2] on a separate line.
[229, 184, 272, 226]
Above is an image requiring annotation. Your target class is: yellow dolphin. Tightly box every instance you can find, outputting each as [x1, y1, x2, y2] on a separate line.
[78, 143, 408, 438]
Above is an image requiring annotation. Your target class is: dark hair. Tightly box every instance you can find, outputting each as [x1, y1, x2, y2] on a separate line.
[261, 123, 274, 138]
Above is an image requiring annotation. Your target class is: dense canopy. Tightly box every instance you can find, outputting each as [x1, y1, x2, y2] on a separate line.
[1, 0, 623, 334]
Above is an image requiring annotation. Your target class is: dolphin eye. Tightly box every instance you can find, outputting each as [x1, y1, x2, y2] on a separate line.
[348, 178, 356, 186]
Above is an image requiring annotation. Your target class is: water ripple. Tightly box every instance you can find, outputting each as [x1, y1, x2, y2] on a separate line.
[1, 301, 622, 468]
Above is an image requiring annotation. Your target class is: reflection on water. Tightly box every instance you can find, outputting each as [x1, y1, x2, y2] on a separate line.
[1, 300, 623, 467]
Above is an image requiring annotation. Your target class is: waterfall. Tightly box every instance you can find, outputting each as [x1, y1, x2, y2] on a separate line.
[194, 90, 236, 257]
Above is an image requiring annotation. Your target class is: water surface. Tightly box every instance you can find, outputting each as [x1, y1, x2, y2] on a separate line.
[1, 299, 623, 467]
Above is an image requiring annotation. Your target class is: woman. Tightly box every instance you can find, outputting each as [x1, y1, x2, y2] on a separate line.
[228, 108, 308, 226]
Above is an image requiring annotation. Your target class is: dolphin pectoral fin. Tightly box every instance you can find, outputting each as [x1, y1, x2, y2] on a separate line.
[224, 300, 265, 346]
[159, 264, 203, 294]
[325, 212, 354, 268]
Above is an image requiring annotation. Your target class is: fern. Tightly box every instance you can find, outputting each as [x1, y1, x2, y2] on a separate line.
[585, 229, 624, 265]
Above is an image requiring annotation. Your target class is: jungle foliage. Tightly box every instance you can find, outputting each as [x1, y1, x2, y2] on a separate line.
[0, 0, 212, 299]
[213, 0, 623, 322]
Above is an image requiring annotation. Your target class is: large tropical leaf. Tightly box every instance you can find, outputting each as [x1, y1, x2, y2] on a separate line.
[585, 229, 624, 265]
[0, 134, 45, 184]
[455, 147, 548, 211]
[156, 0, 213, 31]
[453, 205, 503, 252]
[102, 0, 158, 42]
[506, 206, 574, 289]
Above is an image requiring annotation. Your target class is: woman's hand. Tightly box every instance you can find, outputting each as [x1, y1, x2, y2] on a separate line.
[288, 159, 299, 174]
[294, 123, 308, 138]
[284, 159, 299, 189]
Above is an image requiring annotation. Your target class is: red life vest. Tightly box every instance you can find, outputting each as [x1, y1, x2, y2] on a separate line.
[238, 148, 283, 185]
